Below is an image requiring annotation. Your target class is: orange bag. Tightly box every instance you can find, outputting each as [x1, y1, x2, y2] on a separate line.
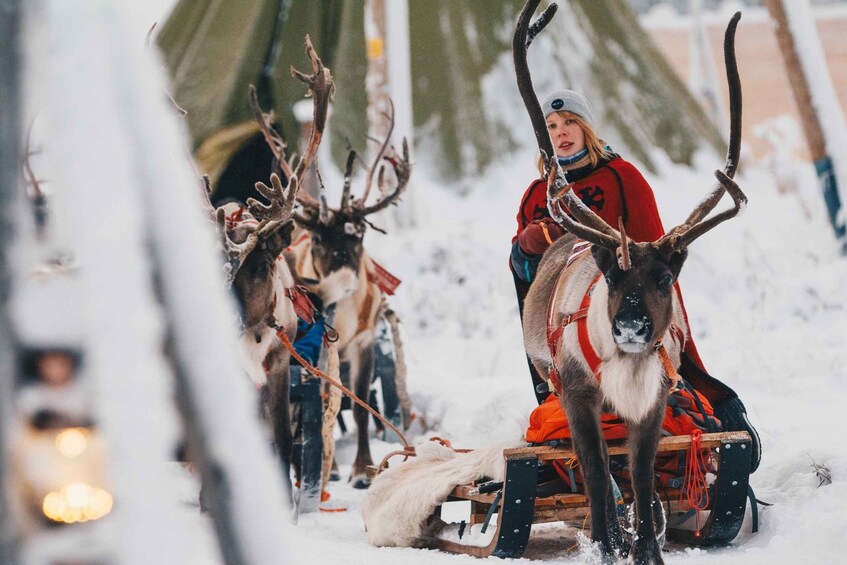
[526, 387, 720, 490]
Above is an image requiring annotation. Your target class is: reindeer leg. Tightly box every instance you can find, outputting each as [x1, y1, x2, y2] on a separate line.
[626, 401, 666, 565]
[350, 341, 375, 488]
[265, 344, 294, 506]
[559, 373, 620, 561]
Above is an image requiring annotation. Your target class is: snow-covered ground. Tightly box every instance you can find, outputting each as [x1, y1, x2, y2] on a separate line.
[10, 1, 847, 564]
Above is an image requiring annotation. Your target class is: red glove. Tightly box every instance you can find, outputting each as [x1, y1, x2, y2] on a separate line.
[517, 219, 565, 255]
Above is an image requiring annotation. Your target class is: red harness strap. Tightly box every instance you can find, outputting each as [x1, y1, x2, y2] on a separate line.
[367, 259, 402, 295]
[546, 273, 602, 393]
[549, 273, 686, 393]
[285, 285, 316, 324]
[576, 276, 603, 376]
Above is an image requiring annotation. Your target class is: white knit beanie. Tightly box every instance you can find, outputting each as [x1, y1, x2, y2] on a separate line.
[541, 90, 595, 128]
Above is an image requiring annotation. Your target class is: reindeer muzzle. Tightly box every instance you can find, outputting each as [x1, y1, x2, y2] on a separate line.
[612, 313, 652, 352]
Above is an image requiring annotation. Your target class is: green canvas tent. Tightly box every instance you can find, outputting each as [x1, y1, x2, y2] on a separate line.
[157, 0, 725, 198]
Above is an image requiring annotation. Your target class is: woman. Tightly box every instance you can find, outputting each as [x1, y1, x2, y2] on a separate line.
[510, 89, 706, 403]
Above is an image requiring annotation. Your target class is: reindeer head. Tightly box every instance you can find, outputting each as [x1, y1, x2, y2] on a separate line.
[205, 34, 338, 325]
[215, 174, 298, 329]
[516, 2, 745, 354]
[571, 170, 743, 353]
[591, 237, 686, 353]
[292, 120, 411, 306]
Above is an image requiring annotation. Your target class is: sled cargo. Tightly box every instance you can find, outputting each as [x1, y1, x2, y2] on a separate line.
[367, 430, 753, 559]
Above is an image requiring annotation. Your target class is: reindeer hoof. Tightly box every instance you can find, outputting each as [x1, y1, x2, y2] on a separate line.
[350, 474, 371, 489]
[626, 537, 664, 565]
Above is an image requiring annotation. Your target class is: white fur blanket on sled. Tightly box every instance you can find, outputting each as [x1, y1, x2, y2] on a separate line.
[361, 440, 519, 547]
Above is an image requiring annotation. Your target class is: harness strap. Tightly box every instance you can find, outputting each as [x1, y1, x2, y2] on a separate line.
[285, 285, 317, 324]
[657, 344, 683, 393]
[544, 243, 593, 394]
[550, 273, 686, 394]
[356, 282, 376, 335]
[576, 278, 602, 376]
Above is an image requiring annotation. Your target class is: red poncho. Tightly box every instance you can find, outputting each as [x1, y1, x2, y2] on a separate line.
[515, 156, 706, 369]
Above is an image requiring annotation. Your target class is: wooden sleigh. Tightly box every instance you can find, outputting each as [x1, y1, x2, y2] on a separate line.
[367, 430, 754, 559]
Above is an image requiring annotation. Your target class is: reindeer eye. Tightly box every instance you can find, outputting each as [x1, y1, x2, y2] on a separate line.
[256, 261, 270, 278]
[658, 273, 673, 290]
[604, 274, 614, 288]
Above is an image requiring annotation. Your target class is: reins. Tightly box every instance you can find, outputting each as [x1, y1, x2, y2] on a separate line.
[267, 318, 410, 449]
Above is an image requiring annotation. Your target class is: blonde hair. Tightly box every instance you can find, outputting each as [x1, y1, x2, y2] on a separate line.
[536, 111, 611, 175]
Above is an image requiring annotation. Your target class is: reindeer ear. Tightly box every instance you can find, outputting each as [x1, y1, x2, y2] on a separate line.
[591, 244, 617, 274]
[667, 248, 688, 279]
[265, 220, 295, 257]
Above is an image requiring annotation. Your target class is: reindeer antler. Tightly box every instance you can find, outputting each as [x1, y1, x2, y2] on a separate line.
[249, 35, 334, 214]
[290, 35, 334, 199]
[355, 138, 411, 217]
[513, 0, 558, 166]
[518, 4, 746, 260]
[675, 11, 743, 230]
[248, 84, 294, 182]
[340, 150, 357, 214]
[517, 0, 628, 258]
[361, 99, 397, 205]
[657, 12, 745, 250]
[248, 172, 297, 225]
[217, 173, 300, 285]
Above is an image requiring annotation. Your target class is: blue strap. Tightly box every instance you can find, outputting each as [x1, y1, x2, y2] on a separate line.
[480, 489, 503, 534]
[567, 465, 577, 493]
[747, 485, 772, 534]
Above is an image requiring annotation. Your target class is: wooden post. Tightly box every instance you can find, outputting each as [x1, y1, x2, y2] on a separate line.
[365, 0, 415, 229]
[765, 0, 847, 249]
[365, 0, 392, 156]
[384, 0, 416, 227]
[0, 0, 22, 561]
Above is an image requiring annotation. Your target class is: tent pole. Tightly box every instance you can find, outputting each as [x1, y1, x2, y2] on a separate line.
[0, 0, 22, 561]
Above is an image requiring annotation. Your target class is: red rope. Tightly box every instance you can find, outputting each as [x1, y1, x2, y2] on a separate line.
[274, 328, 410, 449]
[681, 429, 710, 536]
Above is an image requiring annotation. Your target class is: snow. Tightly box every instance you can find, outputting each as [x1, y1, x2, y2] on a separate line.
[9, 0, 847, 564]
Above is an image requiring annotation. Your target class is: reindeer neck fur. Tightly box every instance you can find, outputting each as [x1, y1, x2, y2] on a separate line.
[554, 253, 687, 423]
[333, 251, 382, 352]
[239, 256, 296, 387]
[287, 233, 359, 306]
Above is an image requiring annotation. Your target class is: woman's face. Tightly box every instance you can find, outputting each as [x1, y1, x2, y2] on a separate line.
[546, 112, 586, 158]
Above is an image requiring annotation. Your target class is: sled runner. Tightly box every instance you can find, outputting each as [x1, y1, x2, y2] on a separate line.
[367, 429, 753, 558]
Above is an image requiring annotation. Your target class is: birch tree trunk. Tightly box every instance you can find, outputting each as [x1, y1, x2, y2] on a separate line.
[765, 0, 847, 250]
[0, 0, 22, 559]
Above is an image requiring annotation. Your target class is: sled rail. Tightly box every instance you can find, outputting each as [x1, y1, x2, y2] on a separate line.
[403, 430, 753, 559]
[504, 430, 751, 461]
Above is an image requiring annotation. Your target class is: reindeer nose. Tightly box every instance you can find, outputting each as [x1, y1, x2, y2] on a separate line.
[613, 315, 650, 343]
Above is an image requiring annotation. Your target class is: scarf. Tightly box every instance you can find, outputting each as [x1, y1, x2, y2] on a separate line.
[557, 144, 616, 180]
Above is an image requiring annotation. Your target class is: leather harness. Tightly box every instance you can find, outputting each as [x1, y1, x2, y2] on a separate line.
[544, 243, 683, 396]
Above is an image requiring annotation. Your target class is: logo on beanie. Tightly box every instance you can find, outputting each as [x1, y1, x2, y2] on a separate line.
[551, 98, 564, 110]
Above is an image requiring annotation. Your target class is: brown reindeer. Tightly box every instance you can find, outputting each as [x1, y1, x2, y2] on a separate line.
[247, 35, 410, 490]
[514, 3, 744, 563]
[283, 131, 411, 489]
[205, 35, 333, 502]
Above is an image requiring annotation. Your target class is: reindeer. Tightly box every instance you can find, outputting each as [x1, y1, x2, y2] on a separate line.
[284, 134, 411, 489]
[205, 36, 333, 501]
[247, 50, 410, 489]
[514, 3, 744, 563]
